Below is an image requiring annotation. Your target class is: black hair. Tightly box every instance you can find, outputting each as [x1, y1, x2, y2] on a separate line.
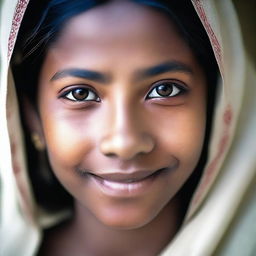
[12, 0, 218, 213]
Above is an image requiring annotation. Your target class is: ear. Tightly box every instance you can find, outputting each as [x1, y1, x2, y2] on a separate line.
[22, 97, 46, 150]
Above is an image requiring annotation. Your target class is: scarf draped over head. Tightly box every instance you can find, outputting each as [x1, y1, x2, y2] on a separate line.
[0, 0, 255, 255]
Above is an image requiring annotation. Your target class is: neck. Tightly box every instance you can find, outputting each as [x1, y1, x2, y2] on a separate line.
[68, 196, 183, 256]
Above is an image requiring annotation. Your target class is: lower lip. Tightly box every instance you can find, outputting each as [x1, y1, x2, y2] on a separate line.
[89, 169, 167, 197]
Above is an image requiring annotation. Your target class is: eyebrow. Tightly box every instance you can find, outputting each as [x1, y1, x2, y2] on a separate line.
[50, 61, 193, 83]
[50, 68, 109, 83]
[136, 61, 193, 80]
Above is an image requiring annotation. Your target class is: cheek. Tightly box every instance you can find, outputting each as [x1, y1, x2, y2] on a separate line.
[151, 104, 206, 194]
[40, 110, 95, 170]
[155, 100, 206, 170]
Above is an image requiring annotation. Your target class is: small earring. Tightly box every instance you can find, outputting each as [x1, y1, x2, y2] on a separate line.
[31, 132, 45, 151]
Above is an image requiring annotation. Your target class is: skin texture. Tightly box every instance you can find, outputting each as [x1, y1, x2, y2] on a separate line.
[29, 1, 207, 255]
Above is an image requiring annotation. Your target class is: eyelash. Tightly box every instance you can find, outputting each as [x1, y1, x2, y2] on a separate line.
[60, 81, 187, 102]
[60, 87, 100, 102]
[146, 81, 187, 99]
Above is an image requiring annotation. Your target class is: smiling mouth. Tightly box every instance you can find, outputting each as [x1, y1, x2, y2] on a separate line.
[88, 168, 168, 184]
[76, 167, 173, 196]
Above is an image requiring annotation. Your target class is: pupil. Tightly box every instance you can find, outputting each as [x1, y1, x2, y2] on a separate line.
[156, 84, 173, 96]
[72, 88, 89, 100]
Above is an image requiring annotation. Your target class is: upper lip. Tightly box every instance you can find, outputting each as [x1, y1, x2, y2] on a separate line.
[88, 168, 167, 183]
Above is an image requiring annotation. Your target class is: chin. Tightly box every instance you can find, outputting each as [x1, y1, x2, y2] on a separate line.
[95, 204, 162, 230]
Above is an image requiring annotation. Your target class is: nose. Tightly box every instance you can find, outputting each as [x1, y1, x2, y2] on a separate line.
[99, 101, 155, 160]
[100, 131, 155, 160]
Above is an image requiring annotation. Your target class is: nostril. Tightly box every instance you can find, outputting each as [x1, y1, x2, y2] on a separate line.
[105, 152, 117, 158]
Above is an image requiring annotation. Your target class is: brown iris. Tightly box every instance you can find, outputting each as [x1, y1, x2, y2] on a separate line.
[72, 88, 89, 101]
[156, 84, 173, 97]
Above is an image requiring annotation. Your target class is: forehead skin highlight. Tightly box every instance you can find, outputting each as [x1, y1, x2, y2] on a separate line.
[53, 1, 188, 53]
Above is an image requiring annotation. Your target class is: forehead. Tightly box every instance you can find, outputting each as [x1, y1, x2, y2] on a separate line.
[49, 1, 194, 66]
[60, 1, 174, 36]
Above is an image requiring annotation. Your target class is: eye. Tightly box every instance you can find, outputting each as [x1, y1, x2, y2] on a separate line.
[147, 82, 185, 99]
[62, 87, 100, 102]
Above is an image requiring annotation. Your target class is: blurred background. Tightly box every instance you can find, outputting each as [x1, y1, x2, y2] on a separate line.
[233, 0, 256, 67]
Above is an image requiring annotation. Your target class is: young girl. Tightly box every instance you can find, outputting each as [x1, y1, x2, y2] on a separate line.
[1, 0, 256, 255]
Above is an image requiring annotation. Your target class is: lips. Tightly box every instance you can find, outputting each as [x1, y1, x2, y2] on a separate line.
[76, 165, 177, 197]
[88, 168, 166, 183]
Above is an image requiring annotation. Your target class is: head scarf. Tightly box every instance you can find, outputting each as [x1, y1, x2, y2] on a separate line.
[1, 1, 255, 255]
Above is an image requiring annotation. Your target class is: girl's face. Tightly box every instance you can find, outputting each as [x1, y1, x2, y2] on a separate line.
[34, 1, 206, 229]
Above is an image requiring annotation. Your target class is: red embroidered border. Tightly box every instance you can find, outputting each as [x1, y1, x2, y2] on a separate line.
[189, 1, 233, 212]
[7, 0, 34, 221]
[192, 0, 222, 66]
[8, 0, 29, 61]
[191, 105, 233, 209]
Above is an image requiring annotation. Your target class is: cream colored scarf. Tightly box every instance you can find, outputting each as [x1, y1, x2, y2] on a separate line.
[1, 1, 255, 255]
